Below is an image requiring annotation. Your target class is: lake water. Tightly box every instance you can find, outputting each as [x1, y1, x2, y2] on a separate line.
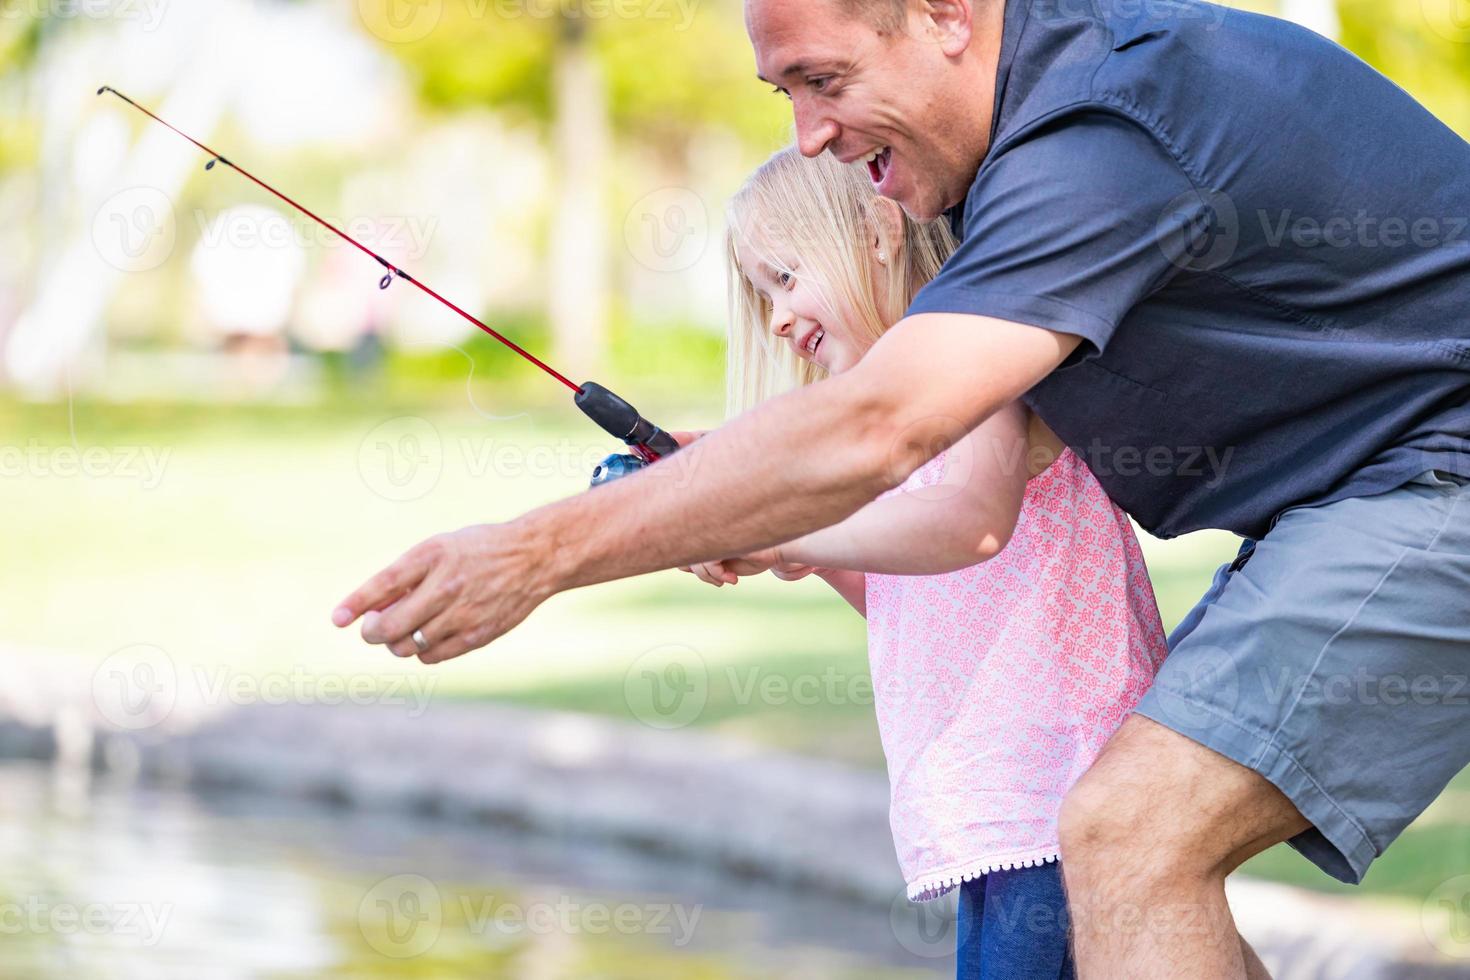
[0, 761, 955, 978]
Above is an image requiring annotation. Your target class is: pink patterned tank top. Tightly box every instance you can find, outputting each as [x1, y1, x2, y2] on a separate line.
[865, 446, 1168, 902]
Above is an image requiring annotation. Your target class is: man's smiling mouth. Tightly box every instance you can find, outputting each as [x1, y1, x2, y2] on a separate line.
[864, 146, 892, 186]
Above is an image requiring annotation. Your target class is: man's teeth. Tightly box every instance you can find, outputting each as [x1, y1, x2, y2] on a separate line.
[861, 147, 887, 163]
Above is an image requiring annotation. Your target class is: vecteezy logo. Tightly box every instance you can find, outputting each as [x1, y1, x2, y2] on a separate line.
[1156, 188, 1240, 272]
[889, 887, 970, 959]
[92, 186, 177, 273]
[92, 644, 178, 731]
[1424, 874, 1470, 959]
[359, 874, 443, 958]
[356, 0, 443, 43]
[1423, 0, 1470, 43]
[358, 416, 443, 502]
[623, 644, 708, 730]
[1146, 644, 1241, 734]
[883, 415, 971, 498]
[624, 188, 708, 273]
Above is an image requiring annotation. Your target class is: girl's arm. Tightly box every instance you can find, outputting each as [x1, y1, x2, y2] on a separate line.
[777, 402, 1041, 575]
[814, 568, 866, 616]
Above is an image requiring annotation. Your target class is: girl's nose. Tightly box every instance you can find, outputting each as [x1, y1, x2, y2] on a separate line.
[770, 309, 795, 338]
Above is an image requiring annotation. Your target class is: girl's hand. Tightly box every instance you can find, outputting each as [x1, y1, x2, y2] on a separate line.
[682, 558, 739, 587]
[770, 562, 820, 581]
[678, 547, 782, 587]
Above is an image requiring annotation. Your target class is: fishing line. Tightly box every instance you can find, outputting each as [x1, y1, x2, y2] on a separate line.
[97, 85, 679, 484]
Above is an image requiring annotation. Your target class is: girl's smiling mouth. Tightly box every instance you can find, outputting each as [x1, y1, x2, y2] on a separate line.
[798, 325, 826, 359]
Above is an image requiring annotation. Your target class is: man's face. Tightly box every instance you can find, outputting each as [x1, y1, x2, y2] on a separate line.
[746, 0, 990, 221]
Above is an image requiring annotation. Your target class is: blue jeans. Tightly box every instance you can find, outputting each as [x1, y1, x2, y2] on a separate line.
[955, 862, 1075, 979]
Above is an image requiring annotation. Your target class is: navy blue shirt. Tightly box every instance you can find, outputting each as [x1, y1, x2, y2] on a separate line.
[910, 0, 1470, 539]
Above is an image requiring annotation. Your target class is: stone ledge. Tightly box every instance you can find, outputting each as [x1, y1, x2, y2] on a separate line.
[0, 657, 1460, 977]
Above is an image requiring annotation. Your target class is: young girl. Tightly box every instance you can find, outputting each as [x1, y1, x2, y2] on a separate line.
[685, 147, 1170, 978]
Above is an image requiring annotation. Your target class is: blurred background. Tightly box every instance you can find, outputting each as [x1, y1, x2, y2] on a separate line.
[1, 0, 1468, 977]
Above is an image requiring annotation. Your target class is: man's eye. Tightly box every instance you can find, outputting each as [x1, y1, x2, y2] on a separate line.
[809, 76, 833, 93]
[771, 85, 791, 100]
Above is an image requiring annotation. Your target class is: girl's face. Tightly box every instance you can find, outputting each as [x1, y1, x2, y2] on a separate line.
[735, 236, 878, 376]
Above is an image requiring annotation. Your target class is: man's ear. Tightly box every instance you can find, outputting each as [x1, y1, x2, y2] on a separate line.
[871, 196, 906, 265]
[922, 0, 974, 58]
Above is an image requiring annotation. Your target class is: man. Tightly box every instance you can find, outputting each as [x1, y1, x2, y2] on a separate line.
[333, 1, 1470, 974]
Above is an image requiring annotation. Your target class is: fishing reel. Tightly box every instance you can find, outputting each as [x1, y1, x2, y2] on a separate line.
[575, 382, 680, 488]
[588, 452, 646, 487]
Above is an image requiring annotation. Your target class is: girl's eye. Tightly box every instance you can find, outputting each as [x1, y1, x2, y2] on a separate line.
[777, 270, 794, 288]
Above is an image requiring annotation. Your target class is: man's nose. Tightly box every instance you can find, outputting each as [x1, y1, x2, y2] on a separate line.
[792, 96, 839, 158]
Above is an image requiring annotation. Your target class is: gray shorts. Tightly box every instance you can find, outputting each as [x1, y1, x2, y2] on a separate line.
[1133, 468, 1470, 883]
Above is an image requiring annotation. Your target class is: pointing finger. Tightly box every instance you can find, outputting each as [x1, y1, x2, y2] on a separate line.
[332, 545, 435, 628]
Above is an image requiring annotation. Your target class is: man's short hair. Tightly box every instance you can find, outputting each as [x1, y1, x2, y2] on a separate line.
[842, 0, 907, 34]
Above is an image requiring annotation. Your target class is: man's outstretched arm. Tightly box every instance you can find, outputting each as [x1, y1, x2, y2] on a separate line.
[331, 312, 1081, 662]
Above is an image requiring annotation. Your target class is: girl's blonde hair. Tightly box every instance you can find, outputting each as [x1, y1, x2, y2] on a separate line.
[724, 146, 957, 416]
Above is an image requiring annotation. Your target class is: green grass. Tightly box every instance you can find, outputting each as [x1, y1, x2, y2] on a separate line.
[3, 392, 1464, 910]
[1241, 766, 1470, 900]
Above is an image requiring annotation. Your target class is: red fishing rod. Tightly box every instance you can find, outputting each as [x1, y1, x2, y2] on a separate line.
[97, 85, 678, 487]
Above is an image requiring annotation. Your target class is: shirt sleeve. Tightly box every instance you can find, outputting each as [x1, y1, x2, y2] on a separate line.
[907, 109, 1205, 359]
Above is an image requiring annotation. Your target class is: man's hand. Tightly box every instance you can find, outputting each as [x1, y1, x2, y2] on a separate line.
[331, 522, 550, 663]
[330, 313, 1080, 664]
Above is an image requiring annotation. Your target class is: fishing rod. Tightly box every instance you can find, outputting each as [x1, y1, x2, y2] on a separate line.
[96, 85, 679, 488]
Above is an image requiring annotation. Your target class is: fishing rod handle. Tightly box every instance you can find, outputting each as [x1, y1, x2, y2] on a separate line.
[574, 382, 680, 460]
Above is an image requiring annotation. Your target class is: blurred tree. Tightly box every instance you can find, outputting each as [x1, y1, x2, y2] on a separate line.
[547, 9, 611, 382]
[369, 0, 785, 377]
[1336, 0, 1470, 138]
[2, 4, 255, 395]
[0, 18, 42, 191]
